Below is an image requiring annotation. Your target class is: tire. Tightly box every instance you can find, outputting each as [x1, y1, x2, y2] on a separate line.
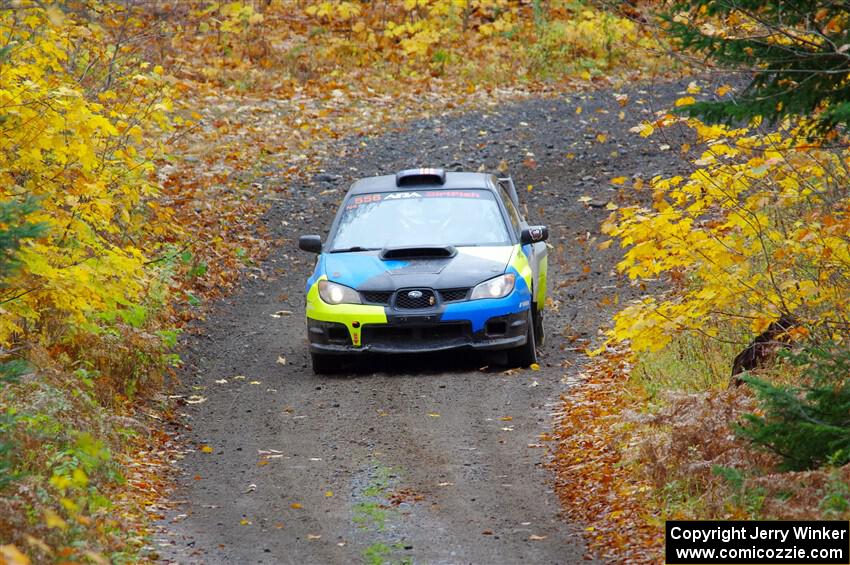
[310, 352, 335, 375]
[532, 304, 545, 347]
[508, 310, 538, 368]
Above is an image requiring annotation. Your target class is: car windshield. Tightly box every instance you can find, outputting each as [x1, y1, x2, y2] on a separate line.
[330, 189, 511, 251]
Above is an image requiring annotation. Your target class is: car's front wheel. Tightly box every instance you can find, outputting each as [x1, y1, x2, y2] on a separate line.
[310, 352, 335, 375]
[508, 310, 538, 368]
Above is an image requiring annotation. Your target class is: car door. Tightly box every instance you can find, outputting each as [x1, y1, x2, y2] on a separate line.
[498, 179, 547, 310]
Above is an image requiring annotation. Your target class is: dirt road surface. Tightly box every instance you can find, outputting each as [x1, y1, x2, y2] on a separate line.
[156, 78, 697, 564]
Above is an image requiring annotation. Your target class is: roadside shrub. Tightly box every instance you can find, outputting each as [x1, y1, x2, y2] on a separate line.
[528, 10, 639, 77]
[738, 343, 850, 471]
[0, 3, 178, 559]
[604, 115, 850, 355]
[0, 4, 174, 344]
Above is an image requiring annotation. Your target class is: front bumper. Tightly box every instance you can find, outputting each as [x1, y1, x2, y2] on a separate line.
[307, 311, 528, 354]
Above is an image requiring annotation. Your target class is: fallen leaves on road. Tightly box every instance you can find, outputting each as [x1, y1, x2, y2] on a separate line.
[388, 489, 424, 506]
[550, 349, 663, 562]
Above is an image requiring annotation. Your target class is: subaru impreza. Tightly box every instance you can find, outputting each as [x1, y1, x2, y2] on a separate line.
[298, 168, 548, 374]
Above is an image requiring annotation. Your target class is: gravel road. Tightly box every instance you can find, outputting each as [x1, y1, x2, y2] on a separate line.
[156, 77, 702, 564]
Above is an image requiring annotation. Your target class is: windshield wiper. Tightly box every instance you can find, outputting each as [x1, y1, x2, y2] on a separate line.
[329, 246, 379, 253]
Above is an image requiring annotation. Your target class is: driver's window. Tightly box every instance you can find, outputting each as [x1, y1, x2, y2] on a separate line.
[502, 191, 522, 235]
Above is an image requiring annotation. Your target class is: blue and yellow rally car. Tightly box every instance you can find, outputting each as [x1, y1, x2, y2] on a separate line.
[298, 168, 549, 374]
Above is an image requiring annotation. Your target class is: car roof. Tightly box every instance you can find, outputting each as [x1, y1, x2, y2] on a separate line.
[348, 171, 497, 196]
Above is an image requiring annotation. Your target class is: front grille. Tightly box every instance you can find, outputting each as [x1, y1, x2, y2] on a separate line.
[362, 288, 468, 308]
[394, 289, 436, 310]
[362, 322, 470, 346]
[361, 291, 393, 305]
[438, 288, 469, 302]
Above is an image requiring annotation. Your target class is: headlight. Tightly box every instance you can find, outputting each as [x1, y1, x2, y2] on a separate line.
[318, 280, 361, 305]
[470, 273, 516, 300]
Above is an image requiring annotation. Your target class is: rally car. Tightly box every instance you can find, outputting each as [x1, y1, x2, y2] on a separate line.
[298, 168, 548, 374]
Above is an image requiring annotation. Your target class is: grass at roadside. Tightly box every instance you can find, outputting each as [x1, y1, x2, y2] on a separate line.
[352, 461, 413, 565]
[631, 332, 744, 397]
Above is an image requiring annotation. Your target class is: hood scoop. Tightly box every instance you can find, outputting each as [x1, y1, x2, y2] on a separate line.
[380, 246, 457, 260]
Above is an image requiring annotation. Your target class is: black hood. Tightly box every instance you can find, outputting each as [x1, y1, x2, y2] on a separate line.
[323, 245, 514, 291]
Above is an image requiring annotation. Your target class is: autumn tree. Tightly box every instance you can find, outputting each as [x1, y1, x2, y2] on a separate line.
[600, 0, 850, 352]
[0, 2, 174, 342]
[662, 0, 850, 134]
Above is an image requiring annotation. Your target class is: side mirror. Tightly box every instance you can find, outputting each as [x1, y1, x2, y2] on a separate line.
[298, 235, 322, 253]
[520, 225, 548, 245]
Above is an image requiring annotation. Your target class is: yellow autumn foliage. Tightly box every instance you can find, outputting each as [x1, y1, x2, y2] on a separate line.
[605, 116, 850, 352]
[298, 0, 659, 77]
[0, 2, 173, 344]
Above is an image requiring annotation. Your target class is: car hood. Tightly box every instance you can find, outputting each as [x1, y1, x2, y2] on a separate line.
[323, 246, 514, 290]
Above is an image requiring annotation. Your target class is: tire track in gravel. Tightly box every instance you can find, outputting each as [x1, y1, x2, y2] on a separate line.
[155, 77, 704, 564]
